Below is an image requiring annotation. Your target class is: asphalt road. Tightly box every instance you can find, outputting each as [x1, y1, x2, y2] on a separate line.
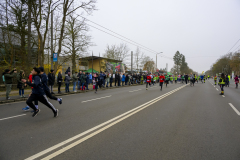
[1, 80, 240, 160]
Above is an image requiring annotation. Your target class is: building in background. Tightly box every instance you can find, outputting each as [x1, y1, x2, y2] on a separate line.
[79, 56, 123, 73]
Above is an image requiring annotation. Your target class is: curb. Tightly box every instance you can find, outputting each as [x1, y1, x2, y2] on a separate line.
[0, 84, 142, 105]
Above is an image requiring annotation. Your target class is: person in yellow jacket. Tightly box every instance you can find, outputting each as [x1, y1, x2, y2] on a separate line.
[218, 73, 226, 95]
[174, 75, 178, 84]
[214, 76, 217, 85]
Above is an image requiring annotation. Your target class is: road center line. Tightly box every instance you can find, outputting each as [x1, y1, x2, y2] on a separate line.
[40, 85, 187, 160]
[81, 95, 112, 103]
[26, 85, 186, 160]
[229, 103, 240, 116]
[0, 114, 26, 121]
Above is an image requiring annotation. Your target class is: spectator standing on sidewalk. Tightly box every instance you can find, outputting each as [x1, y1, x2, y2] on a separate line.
[110, 73, 113, 87]
[48, 69, 55, 94]
[80, 72, 86, 90]
[102, 72, 106, 87]
[72, 71, 78, 92]
[89, 73, 92, 85]
[64, 72, 71, 93]
[106, 72, 110, 87]
[57, 71, 62, 93]
[3, 69, 17, 100]
[122, 73, 126, 86]
[125, 74, 129, 85]
[17, 70, 26, 98]
[86, 73, 90, 90]
[115, 72, 118, 86]
[77, 71, 82, 90]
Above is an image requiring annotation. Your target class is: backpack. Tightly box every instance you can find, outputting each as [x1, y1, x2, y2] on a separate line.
[2, 75, 5, 82]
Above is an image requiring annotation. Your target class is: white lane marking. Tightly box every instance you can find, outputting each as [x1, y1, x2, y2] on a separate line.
[229, 103, 240, 116]
[216, 88, 218, 91]
[129, 89, 142, 92]
[40, 85, 187, 160]
[81, 95, 112, 103]
[26, 85, 186, 160]
[0, 114, 26, 121]
[222, 95, 225, 98]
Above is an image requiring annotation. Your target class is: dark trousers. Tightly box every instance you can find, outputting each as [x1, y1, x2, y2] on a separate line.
[118, 80, 121, 86]
[110, 81, 112, 87]
[115, 80, 117, 86]
[160, 82, 163, 89]
[65, 83, 69, 92]
[45, 90, 58, 101]
[146, 82, 151, 88]
[26, 94, 56, 112]
[58, 83, 61, 93]
[185, 80, 188, 84]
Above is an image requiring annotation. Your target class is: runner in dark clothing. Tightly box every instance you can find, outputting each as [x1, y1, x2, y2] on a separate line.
[21, 67, 59, 117]
[39, 67, 62, 104]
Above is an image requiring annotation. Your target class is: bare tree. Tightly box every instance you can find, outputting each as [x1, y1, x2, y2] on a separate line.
[62, 14, 91, 73]
[103, 43, 129, 62]
[54, 0, 97, 71]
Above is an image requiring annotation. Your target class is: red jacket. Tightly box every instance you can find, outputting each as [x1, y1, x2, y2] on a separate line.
[159, 75, 165, 83]
[28, 74, 33, 89]
[147, 75, 151, 83]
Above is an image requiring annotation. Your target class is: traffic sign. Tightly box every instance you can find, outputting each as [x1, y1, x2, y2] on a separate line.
[53, 53, 58, 62]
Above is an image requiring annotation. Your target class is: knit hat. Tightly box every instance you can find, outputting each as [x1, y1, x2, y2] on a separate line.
[39, 67, 44, 72]
[5, 69, 10, 73]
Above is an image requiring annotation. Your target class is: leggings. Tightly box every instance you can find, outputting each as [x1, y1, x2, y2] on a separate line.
[146, 82, 151, 88]
[220, 85, 224, 92]
[160, 82, 163, 89]
[26, 94, 56, 112]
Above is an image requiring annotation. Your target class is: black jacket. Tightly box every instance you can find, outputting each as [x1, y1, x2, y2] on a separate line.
[41, 73, 49, 91]
[57, 73, 63, 83]
[48, 73, 55, 85]
[184, 75, 188, 80]
[26, 75, 45, 95]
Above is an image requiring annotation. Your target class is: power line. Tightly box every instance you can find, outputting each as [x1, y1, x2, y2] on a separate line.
[226, 39, 240, 54]
[87, 23, 173, 60]
[78, 14, 163, 54]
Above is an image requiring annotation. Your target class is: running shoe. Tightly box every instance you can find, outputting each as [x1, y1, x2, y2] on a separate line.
[22, 106, 30, 111]
[54, 109, 58, 118]
[32, 109, 40, 117]
[59, 98, 62, 104]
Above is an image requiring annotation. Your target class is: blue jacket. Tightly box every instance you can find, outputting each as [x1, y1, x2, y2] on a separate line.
[122, 75, 126, 82]
[100, 73, 104, 80]
[86, 75, 89, 84]
[26, 75, 45, 95]
[89, 74, 92, 79]
[41, 73, 49, 91]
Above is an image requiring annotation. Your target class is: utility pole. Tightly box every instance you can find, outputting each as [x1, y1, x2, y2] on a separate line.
[51, 8, 53, 70]
[92, 51, 93, 75]
[156, 52, 163, 72]
[156, 54, 157, 70]
[131, 51, 133, 74]
[99, 53, 101, 72]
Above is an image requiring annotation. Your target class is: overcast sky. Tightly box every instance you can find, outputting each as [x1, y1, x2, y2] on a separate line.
[82, 0, 240, 73]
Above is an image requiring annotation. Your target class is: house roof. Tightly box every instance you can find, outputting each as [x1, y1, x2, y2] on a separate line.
[79, 56, 122, 62]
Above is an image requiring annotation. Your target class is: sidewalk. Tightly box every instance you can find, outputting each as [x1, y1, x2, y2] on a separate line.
[0, 84, 141, 104]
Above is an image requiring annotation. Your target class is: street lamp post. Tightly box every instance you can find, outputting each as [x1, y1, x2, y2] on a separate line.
[156, 52, 163, 72]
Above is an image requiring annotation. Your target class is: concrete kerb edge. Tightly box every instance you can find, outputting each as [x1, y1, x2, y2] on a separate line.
[0, 84, 142, 104]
